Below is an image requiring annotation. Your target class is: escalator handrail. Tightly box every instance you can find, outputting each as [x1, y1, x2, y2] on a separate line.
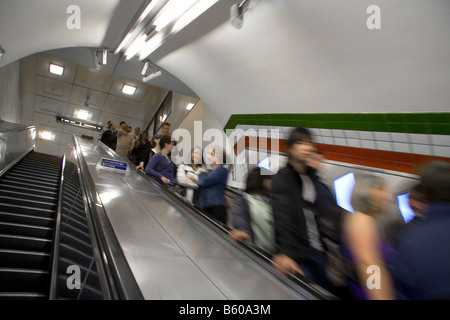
[136, 168, 337, 300]
[49, 154, 66, 299]
[72, 136, 144, 300]
[0, 124, 36, 178]
[0, 122, 35, 136]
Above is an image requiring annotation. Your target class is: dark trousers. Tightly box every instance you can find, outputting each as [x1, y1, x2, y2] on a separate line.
[298, 252, 333, 293]
[204, 205, 228, 225]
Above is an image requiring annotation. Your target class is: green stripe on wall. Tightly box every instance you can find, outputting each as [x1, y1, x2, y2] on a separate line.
[224, 113, 450, 135]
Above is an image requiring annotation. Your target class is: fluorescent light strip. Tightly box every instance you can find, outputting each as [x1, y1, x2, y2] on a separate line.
[49, 63, 64, 75]
[102, 49, 108, 65]
[142, 70, 162, 82]
[173, 0, 218, 33]
[153, 0, 197, 32]
[125, 34, 148, 60]
[138, 33, 164, 60]
[141, 61, 150, 75]
[114, 0, 165, 54]
[138, 0, 217, 60]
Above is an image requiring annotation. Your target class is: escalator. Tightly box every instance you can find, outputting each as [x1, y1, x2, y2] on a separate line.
[0, 151, 62, 299]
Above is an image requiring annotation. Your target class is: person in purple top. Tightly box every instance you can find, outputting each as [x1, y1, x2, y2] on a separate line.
[144, 135, 175, 186]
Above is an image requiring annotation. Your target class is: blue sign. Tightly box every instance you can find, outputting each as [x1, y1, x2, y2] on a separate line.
[99, 158, 128, 172]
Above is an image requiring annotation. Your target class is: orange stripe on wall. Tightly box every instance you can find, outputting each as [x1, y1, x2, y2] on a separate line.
[233, 136, 449, 174]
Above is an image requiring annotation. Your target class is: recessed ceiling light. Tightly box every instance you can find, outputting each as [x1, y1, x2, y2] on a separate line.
[38, 130, 56, 141]
[49, 63, 64, 75]
[74, 109, 92, 121]
[186, 103, 195, 110]
[122, 84, 137, 95]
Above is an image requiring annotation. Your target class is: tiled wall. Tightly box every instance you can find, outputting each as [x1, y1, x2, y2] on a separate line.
[226, 113, 450, 182]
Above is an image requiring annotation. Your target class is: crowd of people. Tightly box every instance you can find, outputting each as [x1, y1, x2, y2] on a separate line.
[100, 121, 450, 300]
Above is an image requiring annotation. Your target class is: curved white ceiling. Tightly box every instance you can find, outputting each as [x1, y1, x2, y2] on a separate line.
[0, 0, 121, 67]
[153, 0, 450, 126]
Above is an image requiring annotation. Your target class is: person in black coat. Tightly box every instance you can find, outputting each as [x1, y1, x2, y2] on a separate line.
[271, 127, 338, 291]
[100, 122, 117, 150]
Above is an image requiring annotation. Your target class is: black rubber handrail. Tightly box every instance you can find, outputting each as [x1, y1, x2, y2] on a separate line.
[49, 154, 66, 299]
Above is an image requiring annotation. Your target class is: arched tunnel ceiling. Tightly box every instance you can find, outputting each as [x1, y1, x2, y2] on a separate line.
[1, 0, 449, 129]
[0, 0, 198, 97]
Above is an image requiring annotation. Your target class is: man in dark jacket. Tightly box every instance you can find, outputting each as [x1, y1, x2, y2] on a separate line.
[271, 127, 337, 291]
[391, 161, 450, 299]
[100, 121, 117, 150]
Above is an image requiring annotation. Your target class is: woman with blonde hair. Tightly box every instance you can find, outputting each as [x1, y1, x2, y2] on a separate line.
[340, 172, 396, 300]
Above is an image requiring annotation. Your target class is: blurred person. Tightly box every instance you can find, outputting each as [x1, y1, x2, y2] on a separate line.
[340, 172, 396, 300]
[100, 121, 117, 150]
[197, 146, 229, 225]
[391, 161, 450, 300]
[144, 135, 175, 187]
[134, 127, 141, 141]
[136, 134, 162, 171]
[161, 122, 171, 136]
[229, 167, 275, 256]
[308, 147, 349, 296]
[115, 122, 133, 158]
[271, 127, 336, 291]
[132, 132, 151, 166]
[175, 147, 203, 205]
[408, 183, 428, 223]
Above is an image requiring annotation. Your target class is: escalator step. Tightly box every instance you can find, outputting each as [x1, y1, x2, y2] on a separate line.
[0, 221, 53, 239]
[0, 183, 58, 198]
[13, 165, 61, 177]
[0, 203, 55, 217]
[0, 249, 51, 269]
[0, 190, 57, 203]
[0, 196, 56, 211]
[0, 234, 52, 252]
[0, 292, 46, 300]
[0, 268, 49, 292]
[7, 172, 61, 184]
[0, 178, 58, 192]
[1, 176, 59, 188]
[0, 211, 54, 228]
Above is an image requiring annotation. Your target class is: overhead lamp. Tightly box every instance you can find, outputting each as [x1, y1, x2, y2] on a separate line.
[115, 0, 218, 62]
[143, 70, 162, 83]
[153, 0, 197, 32]
[114, 0, 167, 55]
[186, 103, 195, 111]
[141, 61, 150, 75]
[122, 84, 137, 95]
[38, 131, 56, 141]
[138, 0, 218, 60]
[95, 48, 108, 70]
[74, 109, 93, 121]
[0, 46, 5, 61]
[49, 63, 64, 75]
[124, 34, 148, 61]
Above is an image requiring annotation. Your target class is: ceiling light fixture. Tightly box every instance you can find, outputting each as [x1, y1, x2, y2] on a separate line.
[49, 63, 64, 75]
[0, 46, 5, 61]
[122, 84, 137, 95]
[115, 0, 219, 62]
[74, 109, 93, 121]
[186, 103, 195, 111]
[114, 0, 168, 55]
[38, 131, 56, 141]
[143, 70, 162, 83]
[153, 0, 197, 32]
